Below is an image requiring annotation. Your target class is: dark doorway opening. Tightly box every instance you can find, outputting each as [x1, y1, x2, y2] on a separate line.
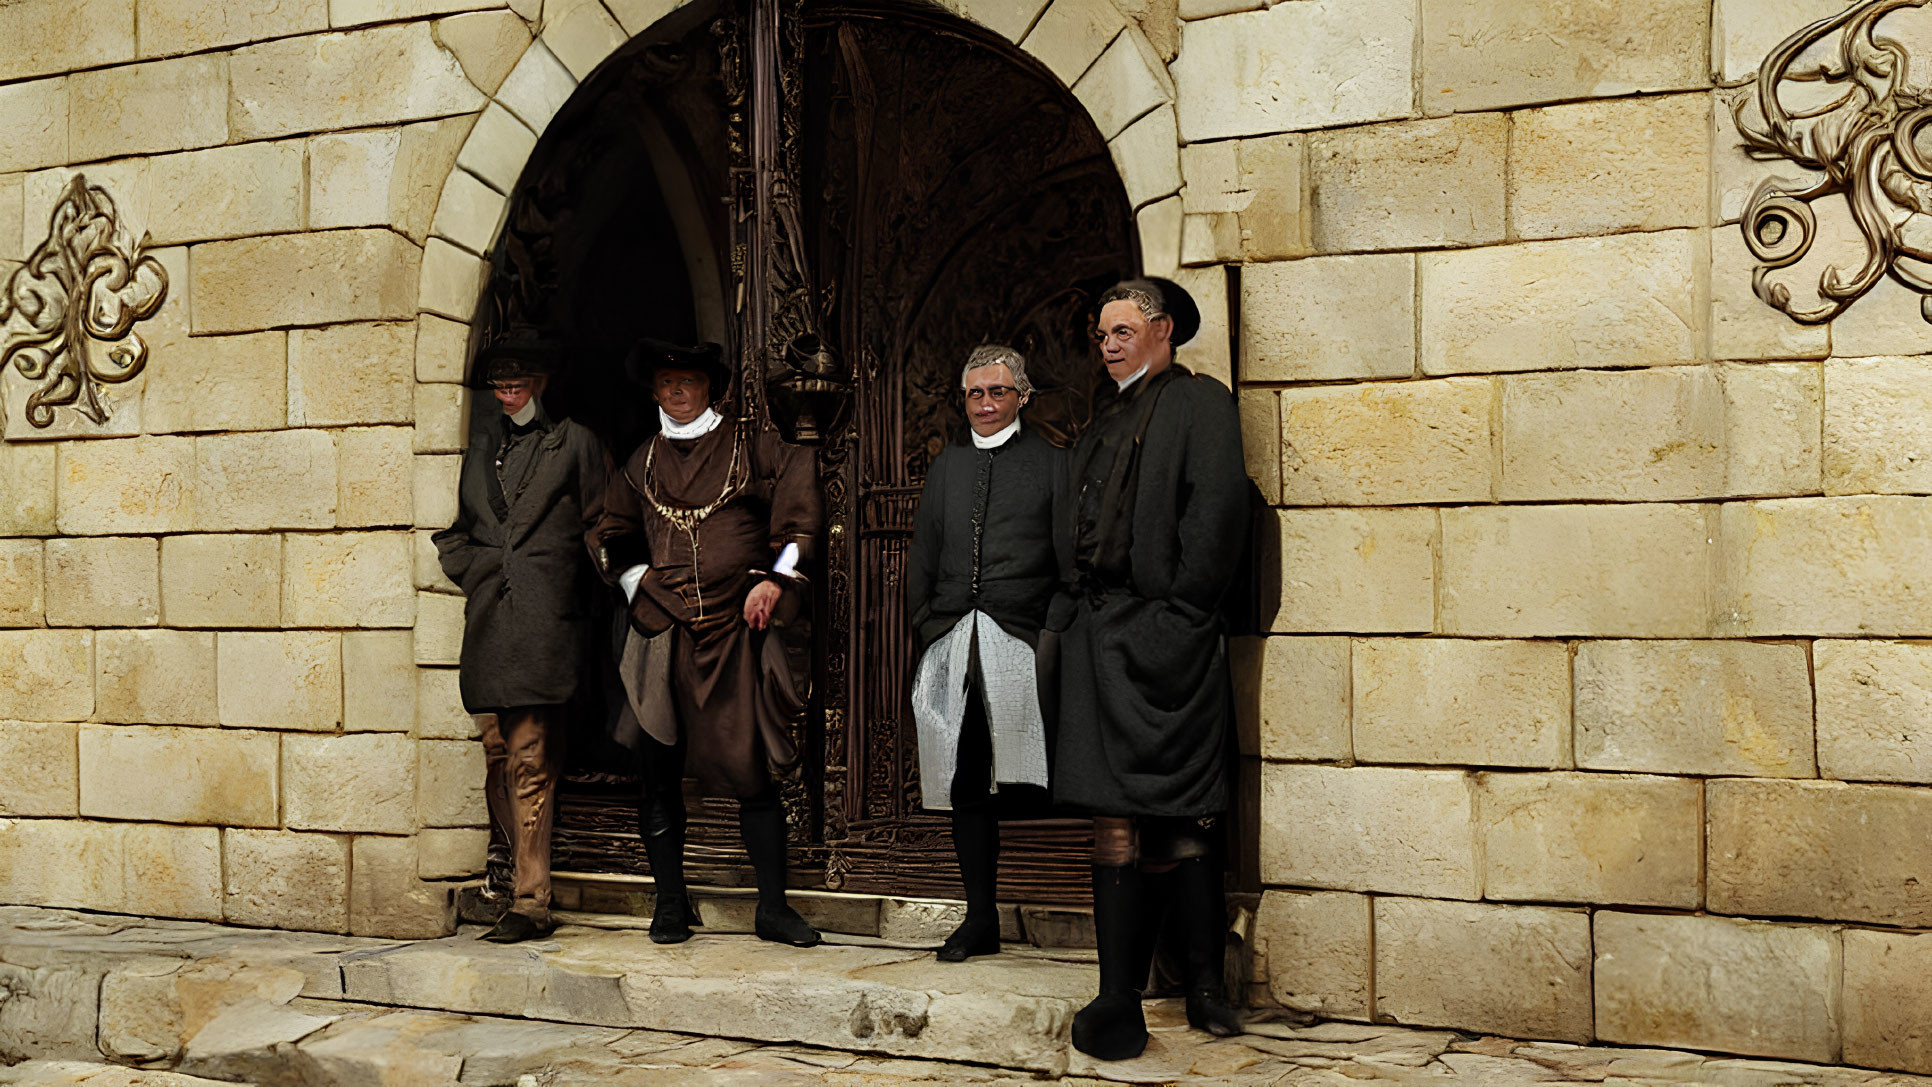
[472, 0, 1138, 905]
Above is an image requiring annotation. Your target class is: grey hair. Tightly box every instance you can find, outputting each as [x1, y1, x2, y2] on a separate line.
[960, 344, 1033, 398]
[1097, 283, 1166, 324]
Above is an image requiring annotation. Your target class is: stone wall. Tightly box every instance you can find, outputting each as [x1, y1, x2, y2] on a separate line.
[4, 0, 1932, 1073]
[0, 0, 525, 941]
[1213, 0, 1932, 1074]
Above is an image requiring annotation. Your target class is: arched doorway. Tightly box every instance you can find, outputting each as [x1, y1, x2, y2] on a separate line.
[476, 0, 1139, 904]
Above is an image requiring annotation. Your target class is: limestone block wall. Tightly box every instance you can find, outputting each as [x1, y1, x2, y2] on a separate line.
[0, 0, 529, 940]
[1199, 0, 1932, 1074]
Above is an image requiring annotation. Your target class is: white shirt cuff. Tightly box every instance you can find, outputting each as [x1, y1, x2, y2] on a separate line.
[773, 542, 800, 578]
[618, 564, 648, 602]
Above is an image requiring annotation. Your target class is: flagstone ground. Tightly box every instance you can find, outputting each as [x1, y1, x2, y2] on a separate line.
[2, 904, 1931, 1087]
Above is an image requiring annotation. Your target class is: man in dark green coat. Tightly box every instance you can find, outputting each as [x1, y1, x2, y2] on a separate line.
[433, 329, 609, 943]
[1057, 278, 1250, 1059]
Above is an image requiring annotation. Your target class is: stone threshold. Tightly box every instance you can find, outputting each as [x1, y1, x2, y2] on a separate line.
[544, 871, 1102, 950]
[336, 921, 1091, 1073]
[8, 906, 1932, 1086]
[0, 903, 1095, 1076]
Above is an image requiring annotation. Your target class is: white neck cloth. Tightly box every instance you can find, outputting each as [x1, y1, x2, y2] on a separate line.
[659, 406, 723, 439]
[971, 417, 1021, 450]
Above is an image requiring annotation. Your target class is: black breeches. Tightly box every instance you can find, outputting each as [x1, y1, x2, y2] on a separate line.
[637, 731, 687, 839]
[950, 682, 995, 809]
[949, 680, 1053, 817]
[637, 731, 780, 837]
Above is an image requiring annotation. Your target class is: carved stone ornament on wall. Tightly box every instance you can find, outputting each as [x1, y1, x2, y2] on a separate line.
[0, 175, 168, 427]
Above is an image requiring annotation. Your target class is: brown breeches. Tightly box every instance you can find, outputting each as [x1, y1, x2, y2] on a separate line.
[1091, 815, 1217, 870]
[478, 706, 563, 918]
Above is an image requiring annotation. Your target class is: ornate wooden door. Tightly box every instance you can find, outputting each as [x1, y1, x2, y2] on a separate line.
[500, 0, 1137, 903]
[751, 1, 1140, 901]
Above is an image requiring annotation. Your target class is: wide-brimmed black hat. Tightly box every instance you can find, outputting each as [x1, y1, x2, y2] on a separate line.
[475, 326, 561, 384]
[1100, 277, 1201, 347]
[625, 338, 732, 399]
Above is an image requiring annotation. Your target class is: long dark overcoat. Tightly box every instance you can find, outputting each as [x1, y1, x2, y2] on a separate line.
[1054, 367, 1249, 817]
[433, 406, 609, 712]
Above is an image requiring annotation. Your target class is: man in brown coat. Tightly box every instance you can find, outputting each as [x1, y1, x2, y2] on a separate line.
[589, 340, 823, 948]
[433, 329, 609, 943]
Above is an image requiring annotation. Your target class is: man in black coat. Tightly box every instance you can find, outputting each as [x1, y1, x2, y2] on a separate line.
[433, 329, 609, 943]
[906, 345, 1068, 962]
[1057, 278, 1250, 1058]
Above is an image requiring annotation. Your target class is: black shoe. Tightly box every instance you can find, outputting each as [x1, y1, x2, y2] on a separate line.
[1187, 989, 1243, 1036]
[649, 892, 703, 945]
[1072, 863, 1151, 1061]
[1072, 989, 1148, 1060]
[738, 794, 818, 947]
[937, 915, 1001, 962]
[482, 911, 556, 944]
[754, 902, 821, 947]
[1174, 854, 1244, 1038]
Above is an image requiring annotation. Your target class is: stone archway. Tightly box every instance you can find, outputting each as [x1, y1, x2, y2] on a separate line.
[412, 0, 1193, 336]
[414, 0, 1203, 902]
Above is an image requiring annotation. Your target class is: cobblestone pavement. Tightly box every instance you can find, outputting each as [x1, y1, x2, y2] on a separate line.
[3, 905, 1931, 1086]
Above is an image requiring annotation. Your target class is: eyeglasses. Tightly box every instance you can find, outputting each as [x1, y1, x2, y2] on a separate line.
[1093, 313, 1168, 346]
[966, 385, 1016, 401]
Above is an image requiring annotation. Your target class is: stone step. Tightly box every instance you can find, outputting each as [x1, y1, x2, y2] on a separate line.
[338, 917, 1094, 1074]
[541, 874, 1103, 950]
[0, 903, 1096, 1076]
[10, 906, 1931, 1087]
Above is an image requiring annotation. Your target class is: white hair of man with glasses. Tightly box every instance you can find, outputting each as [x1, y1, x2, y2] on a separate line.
[905, 342, 1071, 963]
[961, 344, 1034, 402]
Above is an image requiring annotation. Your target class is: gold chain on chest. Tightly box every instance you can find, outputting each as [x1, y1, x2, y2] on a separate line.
[637, 427, 747, 620]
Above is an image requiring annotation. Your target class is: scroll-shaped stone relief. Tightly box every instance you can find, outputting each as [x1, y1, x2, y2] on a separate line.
[1736, 0, 1932, 325]
[0, 174, 168, 428]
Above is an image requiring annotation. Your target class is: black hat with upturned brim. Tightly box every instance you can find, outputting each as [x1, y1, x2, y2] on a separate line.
[1103, 276, 1201, 347]
[475, 327, 562, 383]
[625, 338, 732, 400]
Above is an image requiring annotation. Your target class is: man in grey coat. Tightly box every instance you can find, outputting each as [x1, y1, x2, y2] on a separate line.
[433, 328, 609, 943]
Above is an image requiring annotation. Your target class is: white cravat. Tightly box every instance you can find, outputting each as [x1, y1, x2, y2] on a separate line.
[659, 406, 722, 439]
[971, 418, 1021, 450]
[509, 401, 537, 426]
[1115, 364, 1150, 391]
[620, 408, 798, 600]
